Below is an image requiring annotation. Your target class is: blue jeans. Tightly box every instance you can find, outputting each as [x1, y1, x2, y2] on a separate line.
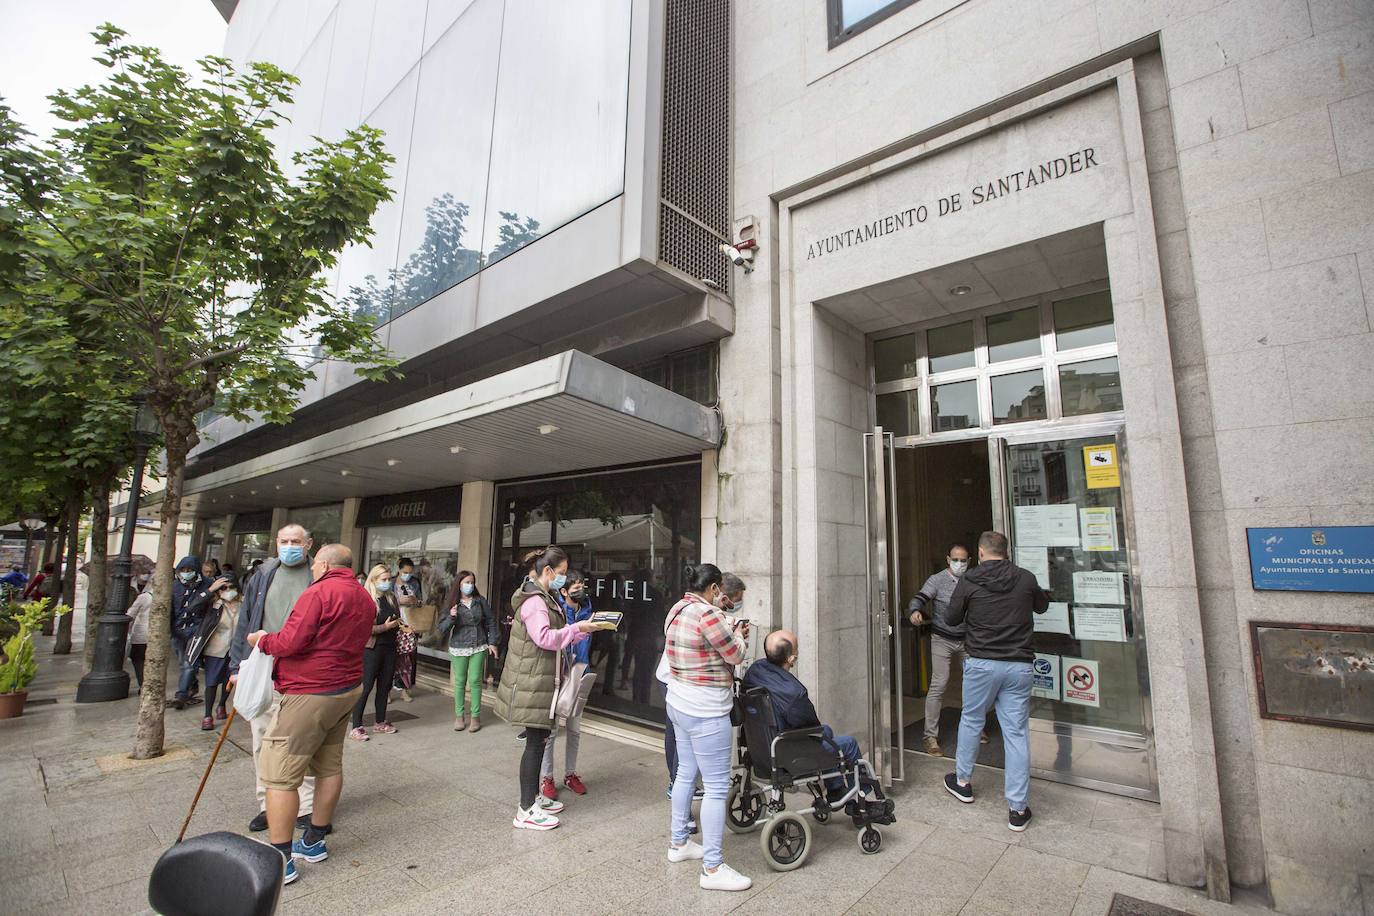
[821, 726, 861, 792]
[955, 656, 1032, 811]
[171, 634, 199, 698]
[668, 705, 732, 869]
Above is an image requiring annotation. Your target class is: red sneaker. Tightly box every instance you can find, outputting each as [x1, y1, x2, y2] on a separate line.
[564, 774, 587, 795]
[540, 776, 559, 801]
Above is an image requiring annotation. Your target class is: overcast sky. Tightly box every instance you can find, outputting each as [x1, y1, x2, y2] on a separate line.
[0, 0, 227, 139]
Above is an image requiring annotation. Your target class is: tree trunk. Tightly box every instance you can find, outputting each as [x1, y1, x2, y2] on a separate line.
[83, 481, 111, 673]
[132, 442, 187, 759]
[42, 512, 69, 637]
[53, 497, 82, 654]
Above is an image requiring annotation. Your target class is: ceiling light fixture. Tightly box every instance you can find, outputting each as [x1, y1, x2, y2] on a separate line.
[449, 445, 465, 454]
[250, 490, 257, 496]
[538, 424, 559, 436]
[300, 478, 309, 485]
[949, 284, 973, 296]
[386, 458, 401, 467]
[340, 469, 351, 476]
[275, 485, 283, 490]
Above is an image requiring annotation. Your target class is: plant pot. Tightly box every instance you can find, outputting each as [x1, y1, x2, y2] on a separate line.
[0, 690, 27, 719]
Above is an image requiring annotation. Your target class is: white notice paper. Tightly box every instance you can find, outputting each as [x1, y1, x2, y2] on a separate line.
[1073, 570, 1126, 605]
[1015, 547, 1051, 589]
[1014, 504, 1080, 547]
[1032, 654, 1061, 701]
[1079, 507, 1119, 551]
[1062, 657, 1100, 707]
[1073, 605, 1127, 642]
[1035, 601, 1072, 635]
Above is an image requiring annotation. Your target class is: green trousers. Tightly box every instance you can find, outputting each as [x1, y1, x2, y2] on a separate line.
[450, 649, 488, 718]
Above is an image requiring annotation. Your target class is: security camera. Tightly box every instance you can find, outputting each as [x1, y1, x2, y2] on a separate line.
[719, 238, 758, 273]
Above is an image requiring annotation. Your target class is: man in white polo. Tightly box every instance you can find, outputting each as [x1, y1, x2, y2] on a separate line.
[229, 523, 317, 833]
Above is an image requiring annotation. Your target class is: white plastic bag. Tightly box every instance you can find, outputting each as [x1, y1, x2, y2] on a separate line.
[232, 646, 275, 721]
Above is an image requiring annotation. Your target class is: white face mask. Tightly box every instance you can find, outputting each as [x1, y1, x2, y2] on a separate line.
[221, 590, 239, 601]
[949, 559, 969, 576]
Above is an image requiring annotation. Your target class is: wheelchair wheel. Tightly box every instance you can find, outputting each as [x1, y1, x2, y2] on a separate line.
[812, 807, 830, 824]
[760, 812, 812, 872]
[726, 781, 764, 834]
[857, 825, 882, 855]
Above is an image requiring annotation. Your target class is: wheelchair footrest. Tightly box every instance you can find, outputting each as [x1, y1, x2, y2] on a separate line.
[847, 797, 896, 826]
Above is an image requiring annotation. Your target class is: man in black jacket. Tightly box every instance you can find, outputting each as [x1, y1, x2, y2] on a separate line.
[942, 530, 1048, 832]
[170, 555, 221, 709]
[742, 628, 862, 799]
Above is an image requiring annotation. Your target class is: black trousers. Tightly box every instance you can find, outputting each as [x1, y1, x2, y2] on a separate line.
[519, 727, 552, 809]
[352, 646, 398, 729]
[129, 643, 146, 687]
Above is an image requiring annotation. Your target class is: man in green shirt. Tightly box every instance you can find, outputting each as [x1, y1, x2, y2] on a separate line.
[230, 523, 317, 833]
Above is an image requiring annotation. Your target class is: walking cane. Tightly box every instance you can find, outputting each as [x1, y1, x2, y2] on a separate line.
[178, 683, 237, 842]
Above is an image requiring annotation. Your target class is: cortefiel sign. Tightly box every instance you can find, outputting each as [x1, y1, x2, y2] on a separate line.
[1246, 526, 1374, 594]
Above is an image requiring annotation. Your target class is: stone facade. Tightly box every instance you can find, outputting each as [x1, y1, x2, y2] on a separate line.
[717, 1, 1374, 913]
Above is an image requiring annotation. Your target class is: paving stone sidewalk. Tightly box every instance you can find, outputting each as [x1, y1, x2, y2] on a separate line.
[0, 637, 1274, 916]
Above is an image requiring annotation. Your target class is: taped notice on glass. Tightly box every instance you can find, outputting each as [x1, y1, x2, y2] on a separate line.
[1073, 570, 1126, 605]
[1015, 547, 1050, 589]
[1073, 605, 1127, 643]
[1014, 504, 1080, 547]
[1032, 654, 1060, 701]
[1079, 507, 1118, 552]
[1034, 601, 1071, 635]
[1062, 657, 1100, 707]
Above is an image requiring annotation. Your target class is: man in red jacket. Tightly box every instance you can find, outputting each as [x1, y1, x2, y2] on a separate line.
[246, 543, 373, 885]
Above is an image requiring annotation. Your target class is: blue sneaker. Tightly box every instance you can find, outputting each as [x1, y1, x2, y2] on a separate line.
[292, 836, 328, 863]
[283, 856, 299, 885]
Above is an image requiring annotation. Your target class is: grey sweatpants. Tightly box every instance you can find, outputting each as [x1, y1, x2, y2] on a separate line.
[925, 633, 966, 739]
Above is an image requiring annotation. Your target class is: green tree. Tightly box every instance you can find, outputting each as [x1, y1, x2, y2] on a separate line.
[0, 26, 395, 758]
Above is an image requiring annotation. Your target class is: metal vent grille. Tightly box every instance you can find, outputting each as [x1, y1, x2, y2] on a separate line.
[659, 0, 731, 293]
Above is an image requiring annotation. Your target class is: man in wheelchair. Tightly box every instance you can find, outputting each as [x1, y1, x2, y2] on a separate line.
[741, 629, 864, 803]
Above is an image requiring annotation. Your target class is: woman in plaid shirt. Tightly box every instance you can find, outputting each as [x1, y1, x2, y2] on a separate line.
[662, 563, 753, 892]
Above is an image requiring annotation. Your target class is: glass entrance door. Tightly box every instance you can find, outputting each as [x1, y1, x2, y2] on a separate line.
[995, 424, 1156, 798]
[862, 428, 904, 786]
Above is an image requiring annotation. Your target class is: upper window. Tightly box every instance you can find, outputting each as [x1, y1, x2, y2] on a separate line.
[828, 0, 920, 47]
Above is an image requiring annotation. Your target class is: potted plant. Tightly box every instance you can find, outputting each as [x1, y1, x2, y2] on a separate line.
[0, 599, 72, 718]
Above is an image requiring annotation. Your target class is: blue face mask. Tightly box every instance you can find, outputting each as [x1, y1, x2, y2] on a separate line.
[178, 570, 195, 582]
[550, 573, 567, 590]
[279, 545, 305, 566]
[377, 580, 392, 592]
[460, 582, 474, 596]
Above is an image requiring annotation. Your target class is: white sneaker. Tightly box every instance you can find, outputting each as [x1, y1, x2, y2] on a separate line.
[667, 840, 705, 863]
[512, 805, 560, 830]
[536, 795, 565, 814]
[699, 862, 752, 892]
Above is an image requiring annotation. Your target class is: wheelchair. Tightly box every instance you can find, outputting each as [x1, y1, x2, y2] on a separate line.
[725, 685, 896, 871]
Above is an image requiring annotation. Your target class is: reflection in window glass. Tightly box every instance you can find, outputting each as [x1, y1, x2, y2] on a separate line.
[1054, 290, 1115, 350]
[287, 504, 343, 549]
[876, 390, 916, 437]
[391, 0, 501, 318]
[991, 369, 1047, 424]
[482, 0, 631, 266]
[927, 321, 975, 373]
[874, 334, 917, 382]
[931, 380, 979, 431]
[493, 462, 701, 726]
[986, 306, 1041, 362]
[1060, 357, 1123, 416]
[334, 70, 420, 329]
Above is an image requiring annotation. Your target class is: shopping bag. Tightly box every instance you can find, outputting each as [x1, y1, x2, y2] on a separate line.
[232, 646, 275, 721]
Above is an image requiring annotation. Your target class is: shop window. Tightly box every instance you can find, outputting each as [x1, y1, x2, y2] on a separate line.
[986, 305, 1041, 363]
[876, 390, 916, 436]
[927, 321, 975, 374]
[930, 380, 978, 431]
[366, 523, 460, 663]
[991, 369, 1047, 424]
[874, 333, 917, 382]
[1053, 290, 1115, 350]
[1059, 356, 1123, 417]
[492, 461, 702, 727]
[827, 0, 920, 46]
[287, 504, 342, 549]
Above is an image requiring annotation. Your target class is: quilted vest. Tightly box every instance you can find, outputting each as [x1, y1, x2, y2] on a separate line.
[494, 580, 566, 729]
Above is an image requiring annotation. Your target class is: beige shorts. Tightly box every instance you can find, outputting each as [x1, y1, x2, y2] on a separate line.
[257, 686, 362, 791]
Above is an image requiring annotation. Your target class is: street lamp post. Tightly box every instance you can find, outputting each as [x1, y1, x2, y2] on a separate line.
[76, 396, 160, 703]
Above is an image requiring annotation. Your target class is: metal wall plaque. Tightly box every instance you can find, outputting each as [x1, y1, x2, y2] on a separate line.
[1250, 621, 1374, 732]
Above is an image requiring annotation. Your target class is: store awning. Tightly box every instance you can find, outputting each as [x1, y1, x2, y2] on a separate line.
[171, 350, 719, 515]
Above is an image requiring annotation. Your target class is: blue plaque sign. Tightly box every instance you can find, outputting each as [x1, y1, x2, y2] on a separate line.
[1246, 526, 1374, 593]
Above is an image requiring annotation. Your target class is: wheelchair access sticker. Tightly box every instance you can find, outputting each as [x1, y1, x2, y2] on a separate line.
[1062, 657, 1100, 707]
